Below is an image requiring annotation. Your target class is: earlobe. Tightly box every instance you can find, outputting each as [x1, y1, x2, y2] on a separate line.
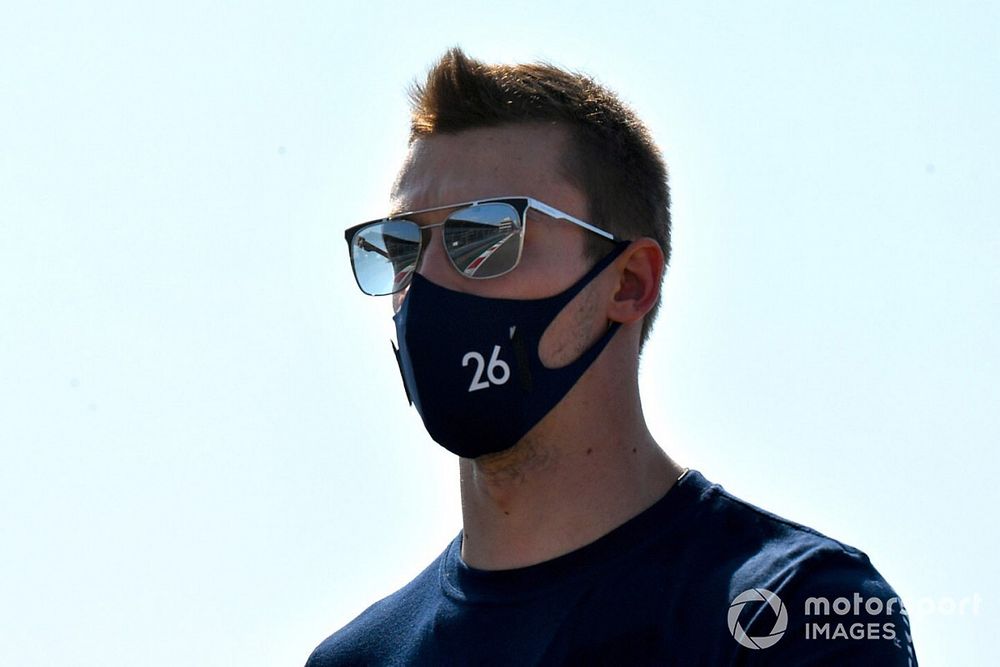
[608, 239, 664, 324]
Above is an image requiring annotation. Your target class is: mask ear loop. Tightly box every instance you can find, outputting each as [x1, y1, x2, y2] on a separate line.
[529, 241, 630, 371]
[392, 341, 413, 406]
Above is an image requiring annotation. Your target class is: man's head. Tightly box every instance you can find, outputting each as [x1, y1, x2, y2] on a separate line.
[401, 48, 671, 347]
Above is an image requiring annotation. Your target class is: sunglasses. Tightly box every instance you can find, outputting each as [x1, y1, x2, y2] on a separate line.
[344, 196, 626, 296]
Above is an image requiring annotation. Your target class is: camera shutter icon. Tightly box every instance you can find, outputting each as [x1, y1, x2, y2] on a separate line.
[728, 588, 789, 649]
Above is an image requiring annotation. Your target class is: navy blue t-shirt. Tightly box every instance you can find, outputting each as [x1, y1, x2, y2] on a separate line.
[308, 470, 917, 666]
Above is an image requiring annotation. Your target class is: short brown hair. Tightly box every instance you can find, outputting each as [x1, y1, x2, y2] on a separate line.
[408, 48, 671, 347]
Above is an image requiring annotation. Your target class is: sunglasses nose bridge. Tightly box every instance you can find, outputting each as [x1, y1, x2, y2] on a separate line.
[412, 220, 463, 287]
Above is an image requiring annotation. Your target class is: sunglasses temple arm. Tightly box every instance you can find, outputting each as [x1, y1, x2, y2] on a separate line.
[528, 200, 623, 242]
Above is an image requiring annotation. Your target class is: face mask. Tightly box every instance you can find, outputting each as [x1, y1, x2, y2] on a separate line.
[391, 244, 627, 458]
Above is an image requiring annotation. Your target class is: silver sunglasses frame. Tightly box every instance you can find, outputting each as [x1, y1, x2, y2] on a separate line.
[345, 195, 627, 296]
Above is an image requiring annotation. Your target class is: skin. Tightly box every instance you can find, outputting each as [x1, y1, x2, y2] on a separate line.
[391, 123, 686, 570]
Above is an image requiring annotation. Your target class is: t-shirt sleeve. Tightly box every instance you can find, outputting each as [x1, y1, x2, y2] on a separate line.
[733, 545, 918, 666]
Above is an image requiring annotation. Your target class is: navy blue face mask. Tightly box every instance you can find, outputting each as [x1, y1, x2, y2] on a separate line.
[392, 243, 628, 458]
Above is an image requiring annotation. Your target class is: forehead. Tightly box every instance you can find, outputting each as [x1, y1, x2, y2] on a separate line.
[391, 124, 579, 214]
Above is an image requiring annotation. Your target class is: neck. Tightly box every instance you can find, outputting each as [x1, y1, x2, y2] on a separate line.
[457, 366, 684, 570]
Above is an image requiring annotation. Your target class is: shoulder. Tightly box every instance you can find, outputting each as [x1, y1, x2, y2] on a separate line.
[670, 472, 918, 663]
[304, 544, 448, 667]
[673, 471, 880, 578]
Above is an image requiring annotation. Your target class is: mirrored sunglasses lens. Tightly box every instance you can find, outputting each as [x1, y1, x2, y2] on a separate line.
[351, 221, 421, 295]
[443, 203, 522, 278]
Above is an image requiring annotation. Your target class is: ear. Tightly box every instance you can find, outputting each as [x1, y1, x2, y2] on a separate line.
[606, 239, 664, 324]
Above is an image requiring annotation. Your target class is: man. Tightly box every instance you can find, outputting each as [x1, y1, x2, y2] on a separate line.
[309, 49, 917, 665]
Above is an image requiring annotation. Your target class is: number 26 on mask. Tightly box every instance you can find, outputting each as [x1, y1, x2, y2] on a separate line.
[462, 345, 511, 392]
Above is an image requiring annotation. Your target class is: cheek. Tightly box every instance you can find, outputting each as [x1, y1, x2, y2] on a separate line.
[516, 235, 591, 298]
[392, 285, 410, 313]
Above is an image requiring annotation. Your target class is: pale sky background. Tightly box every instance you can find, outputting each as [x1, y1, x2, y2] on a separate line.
[1, 2, 997, 665]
